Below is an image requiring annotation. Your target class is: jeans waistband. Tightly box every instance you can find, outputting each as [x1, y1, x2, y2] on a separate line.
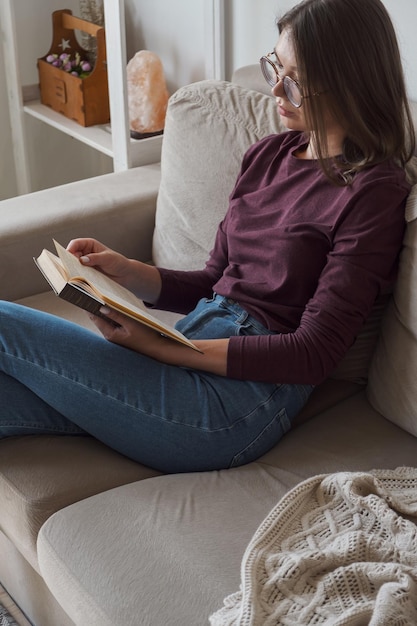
[212, 293, 276, 336]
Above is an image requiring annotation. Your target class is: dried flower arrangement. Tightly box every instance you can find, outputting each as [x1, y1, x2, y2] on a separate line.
[45, 52, 92, 78]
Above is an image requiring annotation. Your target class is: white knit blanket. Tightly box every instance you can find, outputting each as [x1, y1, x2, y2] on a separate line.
[210, 467, 417, 625]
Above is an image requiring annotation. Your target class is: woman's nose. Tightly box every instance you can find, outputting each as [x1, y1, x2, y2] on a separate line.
[271, 79, 284, 98]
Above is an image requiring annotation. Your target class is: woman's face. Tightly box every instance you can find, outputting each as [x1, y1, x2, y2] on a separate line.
[271, 29, 308, 131]
[272, 29, 346, 156]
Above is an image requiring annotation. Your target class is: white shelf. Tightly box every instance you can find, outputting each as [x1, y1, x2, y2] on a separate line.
[23, 100, 163, 166]
[24, 100, 114, 156]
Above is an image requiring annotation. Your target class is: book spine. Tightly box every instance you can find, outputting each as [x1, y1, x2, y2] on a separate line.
[60, 284, 121, 327]
[61, 283, 102, 313]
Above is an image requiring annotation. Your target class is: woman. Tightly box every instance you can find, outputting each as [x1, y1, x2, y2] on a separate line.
[0, 0, 414, 472]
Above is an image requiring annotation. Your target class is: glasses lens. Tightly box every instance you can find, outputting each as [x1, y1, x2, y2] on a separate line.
[260, 57, 278, 87]
[284, 76, 302, 108]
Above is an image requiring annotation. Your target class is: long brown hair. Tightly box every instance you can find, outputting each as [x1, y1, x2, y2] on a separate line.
[278, 0, 415, 185]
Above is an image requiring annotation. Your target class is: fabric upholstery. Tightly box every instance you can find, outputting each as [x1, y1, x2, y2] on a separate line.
[367, 184, 417, 436]
[0, 435, 160, 572]
[37, 391, 417, 626]
[0, 531, 74, 626]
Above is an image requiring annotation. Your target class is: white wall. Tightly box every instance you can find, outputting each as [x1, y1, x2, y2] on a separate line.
[1, 0, 417, 200]
[385, 0, 417, 101]
[224, 0, 293, 79]
[124, 0, 207, 93]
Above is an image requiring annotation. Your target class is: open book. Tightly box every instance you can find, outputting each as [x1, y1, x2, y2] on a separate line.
[34, 240, 199, 351]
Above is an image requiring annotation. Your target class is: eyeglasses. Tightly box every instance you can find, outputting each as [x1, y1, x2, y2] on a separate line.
[260, 51, 322, 108]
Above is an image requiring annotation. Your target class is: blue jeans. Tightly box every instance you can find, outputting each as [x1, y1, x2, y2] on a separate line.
[0, 297, 313, 473]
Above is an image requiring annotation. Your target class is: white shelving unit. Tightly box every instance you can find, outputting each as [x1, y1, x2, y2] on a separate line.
[1, 0, 224, 196]
[1, 0, 162, 195]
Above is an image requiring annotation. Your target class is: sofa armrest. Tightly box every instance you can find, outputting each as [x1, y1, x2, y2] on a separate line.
[0, 164, 161, 301]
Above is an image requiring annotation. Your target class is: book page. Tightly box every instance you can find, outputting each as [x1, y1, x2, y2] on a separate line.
[54, 241, 147, 311]
[34, 249, 69, 294]
[53, 241, 199, 349]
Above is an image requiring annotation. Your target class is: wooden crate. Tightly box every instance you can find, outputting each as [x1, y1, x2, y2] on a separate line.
[37, 9, 110, 127]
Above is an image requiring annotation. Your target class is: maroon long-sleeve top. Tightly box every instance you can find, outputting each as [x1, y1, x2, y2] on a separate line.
[156, 131, 410, 384]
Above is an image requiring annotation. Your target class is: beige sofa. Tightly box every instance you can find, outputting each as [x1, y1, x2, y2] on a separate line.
[1, 71, 417, 625]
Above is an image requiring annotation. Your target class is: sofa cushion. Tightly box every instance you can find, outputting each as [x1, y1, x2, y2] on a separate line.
[0, 435, 160, 573]
[37, 391, 417, 626]
[258, 390, 417, 473]
[152, 79, 285, 270]
[367, 183, 417, 435]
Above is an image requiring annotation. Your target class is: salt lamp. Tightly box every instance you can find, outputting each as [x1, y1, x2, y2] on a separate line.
[127, 50, 169, 138]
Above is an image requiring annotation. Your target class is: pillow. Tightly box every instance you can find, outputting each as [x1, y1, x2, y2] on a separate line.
[367, 183, 417, 435]
[152, 80, 285, 270]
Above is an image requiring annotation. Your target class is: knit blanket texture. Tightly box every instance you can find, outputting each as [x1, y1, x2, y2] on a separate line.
[0, 604, 19, 626]
[210, 467, 417, 625]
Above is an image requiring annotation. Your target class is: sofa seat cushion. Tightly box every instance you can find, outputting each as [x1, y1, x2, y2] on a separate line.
[37, 391, 417, 626]
[258, 390, 417, 473]
[38, 465, 297, 626]
[0, 435, 160, 574]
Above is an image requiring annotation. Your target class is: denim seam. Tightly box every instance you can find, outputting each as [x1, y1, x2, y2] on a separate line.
[230, 406, 289, 468]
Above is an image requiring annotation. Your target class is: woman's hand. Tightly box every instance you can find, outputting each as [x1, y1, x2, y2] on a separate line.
[67, 238, 162, 304]
[91, 306, 229, 377]
[67, 238, 135, 285]
[91, 306, 165, 353]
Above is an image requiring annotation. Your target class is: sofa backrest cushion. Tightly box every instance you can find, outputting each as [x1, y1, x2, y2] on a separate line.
[152, 79, 285, 270]
[367, 184, 417, 435]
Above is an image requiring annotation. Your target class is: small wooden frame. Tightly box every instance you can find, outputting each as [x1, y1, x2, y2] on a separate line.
[37, 9, 110, 127]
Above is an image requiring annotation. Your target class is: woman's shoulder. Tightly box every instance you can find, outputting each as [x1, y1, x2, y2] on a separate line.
[353, 158, 412, 194]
